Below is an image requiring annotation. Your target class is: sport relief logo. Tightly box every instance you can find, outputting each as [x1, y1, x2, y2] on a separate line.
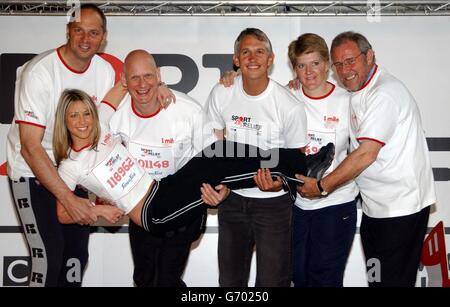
[232, 115, 250, 126]
[24, 110, 39, 121]
[137, 147, 170, 171]
[140, 148, 161, 159]
[105, 153, 121, 171]
[420, 221, 450, 287]
[308, 133, 323, 145]
[305, 133, 324, 155]
[231, 115, 262, 134]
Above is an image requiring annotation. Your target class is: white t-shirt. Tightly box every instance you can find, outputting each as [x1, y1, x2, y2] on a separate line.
[58, 104, 154, 214]
[7, 47, 115, 180]
[349, 65, 436, 218]
[109, 90, 215, 180]
[206, 75, 308, 198]
[291, 82, 359, 210]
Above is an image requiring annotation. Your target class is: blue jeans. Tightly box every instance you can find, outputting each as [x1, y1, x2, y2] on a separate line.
[293, 200, 357, 287]
[218, 192, 293, 287]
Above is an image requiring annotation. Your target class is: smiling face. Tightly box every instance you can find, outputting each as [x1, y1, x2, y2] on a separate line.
[233, 34, 274, 84]
[65, 100, 94, 149]
[295, 51, 330, 95]
[65, 7, 106, 65]
[122, 51, 161, 115]
[331, 40, 374, 92]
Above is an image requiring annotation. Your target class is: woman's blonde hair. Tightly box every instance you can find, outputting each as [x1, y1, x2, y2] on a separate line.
[288, 33, 330, 68]
[53, 89, 100, 166]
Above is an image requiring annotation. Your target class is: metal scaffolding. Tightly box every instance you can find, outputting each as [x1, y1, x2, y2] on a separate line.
[0, 1, 450, 16]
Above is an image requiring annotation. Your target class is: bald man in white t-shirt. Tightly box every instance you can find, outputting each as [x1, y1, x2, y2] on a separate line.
[109, 50, 217, 287]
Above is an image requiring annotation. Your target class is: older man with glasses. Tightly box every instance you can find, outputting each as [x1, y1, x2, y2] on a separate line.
[297, 31, 436, 287]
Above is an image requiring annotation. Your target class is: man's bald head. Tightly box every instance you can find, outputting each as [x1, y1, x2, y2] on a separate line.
[121, 49, 162, 116]
[123, 49, 157, 76]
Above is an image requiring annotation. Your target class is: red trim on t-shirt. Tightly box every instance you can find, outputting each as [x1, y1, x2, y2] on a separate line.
[302, 81, 336, 100]
[0, 162, 7, 176]
[71, 143, 92, 152]
[56, 46, 91, 74]
[357, 65, 378, 92]
[15, 120, 45, 129]
[357, 137, 385, 146]
[131, 99, 161, 118]
[101, 100, 117, 112]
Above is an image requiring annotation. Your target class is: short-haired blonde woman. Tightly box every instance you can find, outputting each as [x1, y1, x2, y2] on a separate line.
[287, 33, 358, 287]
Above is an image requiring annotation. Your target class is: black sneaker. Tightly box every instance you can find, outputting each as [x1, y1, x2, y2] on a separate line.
[305, 143, 335, 180]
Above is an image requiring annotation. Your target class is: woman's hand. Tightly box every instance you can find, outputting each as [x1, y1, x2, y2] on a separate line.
[94, 205, 124, 224]
[219, 71, 239, 87]
[157, 83, 176, 109]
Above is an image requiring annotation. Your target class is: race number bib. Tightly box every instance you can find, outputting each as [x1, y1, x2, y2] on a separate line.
[128, 141, 175, 179]
[306, 130, 336, 155]
[92, 144, 146, 201]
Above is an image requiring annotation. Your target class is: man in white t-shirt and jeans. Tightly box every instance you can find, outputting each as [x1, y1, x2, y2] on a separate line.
[205, 28, 308, 286]
[298, 31, 436, 287]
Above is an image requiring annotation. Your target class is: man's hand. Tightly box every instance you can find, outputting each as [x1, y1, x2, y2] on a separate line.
[253, 168, 283, 192]
[287, 78, 301, 90]
[219, 71, 239, 87]
[60, 193, 98, 225]
[157, 83, 176, 109]
[200, 183, 230, 206]
[295, 174, 321, 198]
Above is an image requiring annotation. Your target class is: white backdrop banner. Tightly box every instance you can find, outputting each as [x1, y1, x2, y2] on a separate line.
[0, 15, 449, 287]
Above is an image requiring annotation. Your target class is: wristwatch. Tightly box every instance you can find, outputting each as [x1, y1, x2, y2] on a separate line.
[317, 180, 329, 196]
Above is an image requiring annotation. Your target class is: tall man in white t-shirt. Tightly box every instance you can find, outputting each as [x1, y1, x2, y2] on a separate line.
[6, 4, 113, 287]
[298, 31, 436, 287]
[205, 28, 308, 286]
[109, 50, 218, 287]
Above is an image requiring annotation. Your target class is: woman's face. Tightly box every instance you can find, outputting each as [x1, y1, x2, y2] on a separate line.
[65, 100, 94, 148]
[294, 51, 329, 93]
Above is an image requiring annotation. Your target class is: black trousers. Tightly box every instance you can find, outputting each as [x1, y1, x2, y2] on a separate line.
[141, 140, 307, 234]
[129, 213, 205, 287]
[361, 206, 430, 287]
[9, 178, 90, 287]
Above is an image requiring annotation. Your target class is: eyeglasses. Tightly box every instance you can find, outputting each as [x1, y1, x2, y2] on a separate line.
[332, 52, 365, 70]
